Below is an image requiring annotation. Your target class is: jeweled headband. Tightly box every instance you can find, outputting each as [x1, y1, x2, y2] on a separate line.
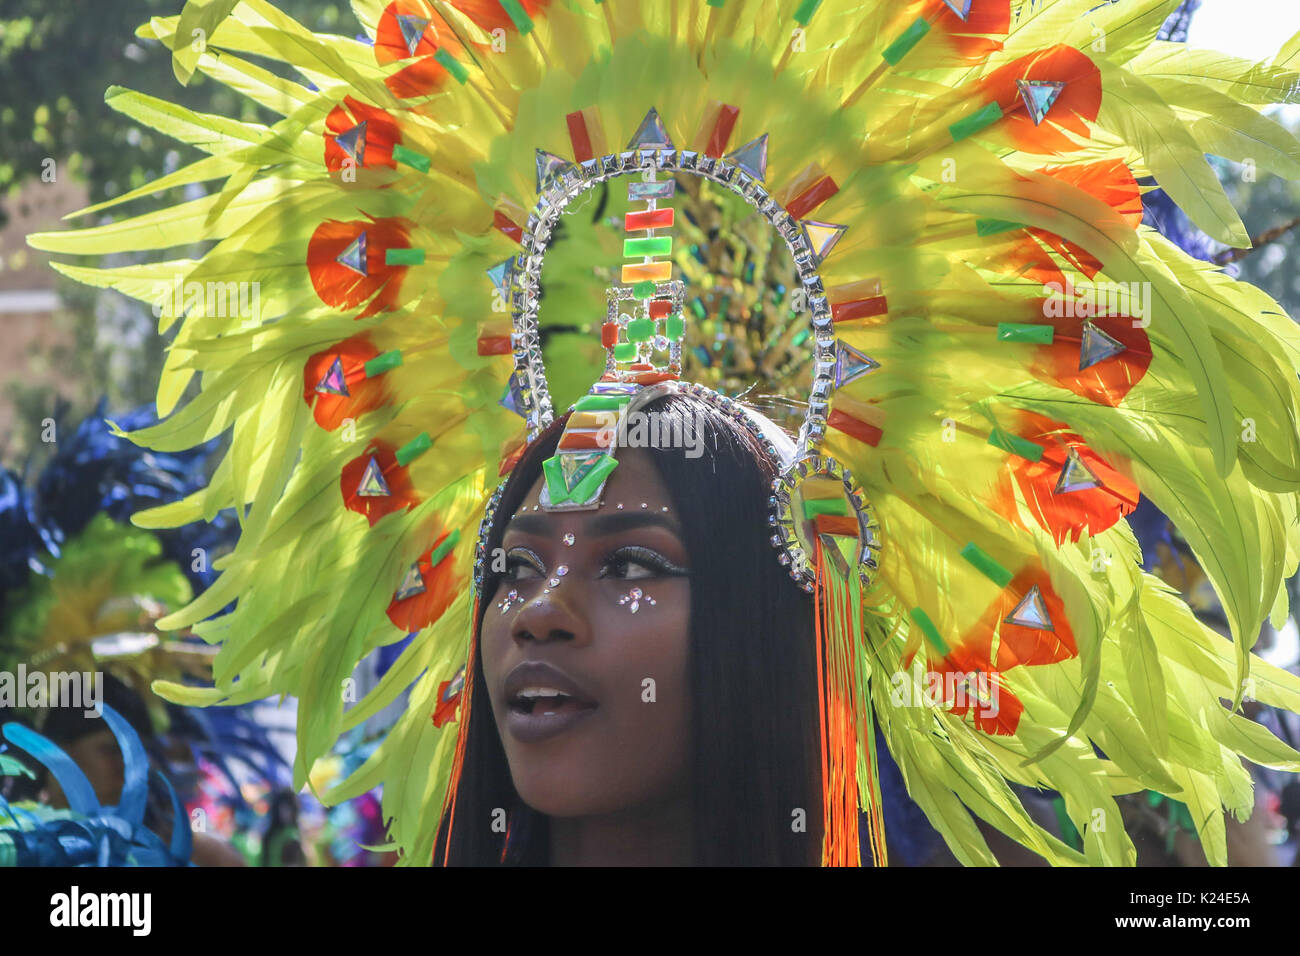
[473, 106, 884, 596]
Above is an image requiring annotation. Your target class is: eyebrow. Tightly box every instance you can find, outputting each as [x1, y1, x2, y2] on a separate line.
[505, 511, 682, 538]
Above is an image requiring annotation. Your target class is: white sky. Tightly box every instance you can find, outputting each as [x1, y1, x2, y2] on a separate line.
[1185, 0, 1300, 60]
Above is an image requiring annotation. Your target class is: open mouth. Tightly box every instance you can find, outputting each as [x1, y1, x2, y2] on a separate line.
[508, 687, 598, 717]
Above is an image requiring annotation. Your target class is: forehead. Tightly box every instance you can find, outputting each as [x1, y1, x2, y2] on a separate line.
[505, 448, 677, 533]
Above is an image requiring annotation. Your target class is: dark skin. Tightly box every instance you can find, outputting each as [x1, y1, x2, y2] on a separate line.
[481, 449, 694, 865]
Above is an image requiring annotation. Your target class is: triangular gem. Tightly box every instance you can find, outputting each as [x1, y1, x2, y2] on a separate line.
[833, 341, 881, 388]
[356, 457, 390, 497]
[315, 357, 350, 397]
[817, 533, 850, 579]
[535, 149, 576, 192]
[1016, 80, 1066, 126]
[1005, 585, 1054, 631]
[486, 256, 515, 295]
[334, 121, 367, 166]
[499, 372, 526, 417]
[560, 451, 607, 493]
[336, 232, 368, 276]
[941, 0, 974, 20]
[726, 133, 769, 182]
[1078, 320, 1126, 370]
[397, 14, 429, 56]
[394, 562, 426, 601]
[802, 220, 848, 263]
[1054, 448, 1102, 494]
[626, 108, 674, 150]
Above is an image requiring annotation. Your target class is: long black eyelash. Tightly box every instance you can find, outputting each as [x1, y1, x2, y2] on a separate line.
[601, 545, 690, 578]
[504, 547, 546, 577]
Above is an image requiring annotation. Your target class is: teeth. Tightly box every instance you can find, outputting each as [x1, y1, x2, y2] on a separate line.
[518, 687, 567, 699]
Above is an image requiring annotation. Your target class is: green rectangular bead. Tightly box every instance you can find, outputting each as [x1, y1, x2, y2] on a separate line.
[882, 17, 930, 66]
[626, 318, 655, 342]
[909, 607, 949, 655]
[434, 47, 469, 84]
[623, 236, 673, 257]
[575, 394, 631, 412]
[396, 432, 432, 466]
[364, 349, 403, 377]
[949, 101, 1003, 142]
[385, 248, 424, 266]
[793, 0, 823, 25]
[665, 315, 684, 339]
[391, 143, 431, 173]
[632, 281, 656, 299]
[997, 323, 1054, 344]
[613, 343, 638, 361]
[500, 0, 534, 34]
[429, 528, 462, 566]
[802, 498, 851, 519]
[988, 427, 1044, 462]
[959, 541, 1013, 588]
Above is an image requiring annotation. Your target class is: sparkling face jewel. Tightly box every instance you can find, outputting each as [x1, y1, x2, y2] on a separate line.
[548, 577, 560, 588]
[315, 356, 350, 397]
[336, 232, 368, 276]
[555, 565, 569, 576]
[497, 588, 519, 614]
[563, 533, 575, 546]
[356, 457, 390, 497]
[618, 586, 657, 613]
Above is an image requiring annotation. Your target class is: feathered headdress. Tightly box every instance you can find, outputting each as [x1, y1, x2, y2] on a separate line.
[28, 0, 1300, 866]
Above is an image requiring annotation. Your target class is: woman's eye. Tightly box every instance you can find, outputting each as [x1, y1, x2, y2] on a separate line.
[599, 547, 688, 580]
[504, 548, 545, 580]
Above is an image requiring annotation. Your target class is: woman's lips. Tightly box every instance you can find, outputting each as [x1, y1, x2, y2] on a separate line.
[503, 660, 599, 743]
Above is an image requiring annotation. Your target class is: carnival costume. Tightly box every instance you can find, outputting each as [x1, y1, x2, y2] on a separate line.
[29, 0, 1300, 866]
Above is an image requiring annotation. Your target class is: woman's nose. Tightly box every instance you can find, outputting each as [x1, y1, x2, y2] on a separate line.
[510, 585, 589, 646]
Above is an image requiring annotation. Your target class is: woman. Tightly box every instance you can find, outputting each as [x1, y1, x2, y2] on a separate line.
[32, 0, 1300, 866]
[440, 393, 822, 865]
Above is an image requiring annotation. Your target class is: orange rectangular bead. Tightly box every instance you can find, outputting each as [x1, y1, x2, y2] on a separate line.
[621, 261, 673, 283]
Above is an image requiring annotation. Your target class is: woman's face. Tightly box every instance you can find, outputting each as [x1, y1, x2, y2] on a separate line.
[480, 448, 692, 818]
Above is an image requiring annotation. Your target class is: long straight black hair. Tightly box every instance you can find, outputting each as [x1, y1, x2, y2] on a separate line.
[435, 392, 823, 865]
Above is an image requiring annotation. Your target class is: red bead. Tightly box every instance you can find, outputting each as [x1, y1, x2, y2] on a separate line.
[786, 175, 839, 220]
[601, 322, 619, 347]
[625, 208, 674, 231]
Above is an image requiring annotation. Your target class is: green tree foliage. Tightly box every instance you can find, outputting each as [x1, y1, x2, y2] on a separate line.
[0, 0, 358, 223]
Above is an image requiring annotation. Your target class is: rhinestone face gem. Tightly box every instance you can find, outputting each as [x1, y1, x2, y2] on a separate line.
[497, 588, 520, 614]
[555, 565, 568, 576]
[618, 586, 657, 613]
[563, 533, 575, 546]
[548, 577, 560, 587]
